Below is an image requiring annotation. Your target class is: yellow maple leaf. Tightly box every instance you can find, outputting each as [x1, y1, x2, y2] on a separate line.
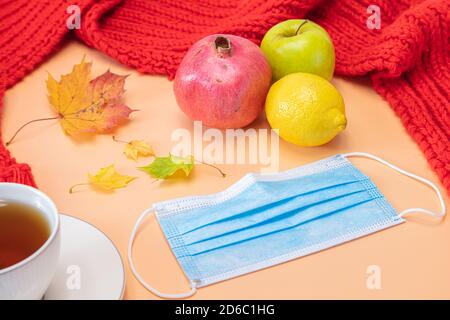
[124, 140, 155, 161]
[47, 58, 134, 136]
[5, 58, 136, 146]
[69, 164, 135, 193]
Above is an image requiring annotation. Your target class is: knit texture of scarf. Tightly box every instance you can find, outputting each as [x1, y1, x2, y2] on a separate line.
[0, 0, 449, 193]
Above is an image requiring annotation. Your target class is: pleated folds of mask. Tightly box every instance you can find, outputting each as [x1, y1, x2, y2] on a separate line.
[128, 152, 446, 299]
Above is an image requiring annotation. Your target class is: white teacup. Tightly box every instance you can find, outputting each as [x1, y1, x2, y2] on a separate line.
[0, 183, 60, 299]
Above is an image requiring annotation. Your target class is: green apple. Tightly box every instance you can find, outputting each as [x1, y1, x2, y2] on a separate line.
[261, 19, 335, 81]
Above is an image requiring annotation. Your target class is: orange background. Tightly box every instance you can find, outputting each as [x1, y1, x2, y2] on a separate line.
[4, 40, 450, 299]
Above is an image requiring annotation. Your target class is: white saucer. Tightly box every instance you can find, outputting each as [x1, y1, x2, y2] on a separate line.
[44, 214, 125, 300]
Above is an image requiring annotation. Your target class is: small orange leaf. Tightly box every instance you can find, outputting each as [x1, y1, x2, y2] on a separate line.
[123, 140, 154, 161]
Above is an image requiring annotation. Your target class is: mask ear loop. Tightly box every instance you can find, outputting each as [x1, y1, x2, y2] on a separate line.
[127, 207, 198, 299]
[342, 152, 446, 218]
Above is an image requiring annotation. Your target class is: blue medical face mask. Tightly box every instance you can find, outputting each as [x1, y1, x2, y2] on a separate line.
[128, 152, 446, 299]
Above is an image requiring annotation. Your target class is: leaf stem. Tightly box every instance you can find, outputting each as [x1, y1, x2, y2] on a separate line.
[195, 160, 226, 178]
[5, 116, 60, 146]
[69, 183, 90, 194]
[295, 20, 309, 35]
[112, 136, 129, 144]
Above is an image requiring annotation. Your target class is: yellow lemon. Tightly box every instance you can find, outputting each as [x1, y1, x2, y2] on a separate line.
[265, 73, 346, 146]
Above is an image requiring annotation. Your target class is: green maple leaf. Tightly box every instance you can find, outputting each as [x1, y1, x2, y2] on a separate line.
[139, 154, 194, 179]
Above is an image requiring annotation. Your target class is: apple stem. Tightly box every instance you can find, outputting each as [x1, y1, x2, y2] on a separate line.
[295, 20, 309, 35]
[215, 36, 232, 57]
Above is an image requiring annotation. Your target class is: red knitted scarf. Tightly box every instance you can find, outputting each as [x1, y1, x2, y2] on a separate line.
[1, 0, 449, 193]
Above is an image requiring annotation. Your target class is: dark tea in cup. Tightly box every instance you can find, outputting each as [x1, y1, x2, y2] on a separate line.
[0, 200, 50, 270]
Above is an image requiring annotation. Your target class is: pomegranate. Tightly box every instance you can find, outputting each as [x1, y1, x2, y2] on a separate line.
[174, 34, 272, 128]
